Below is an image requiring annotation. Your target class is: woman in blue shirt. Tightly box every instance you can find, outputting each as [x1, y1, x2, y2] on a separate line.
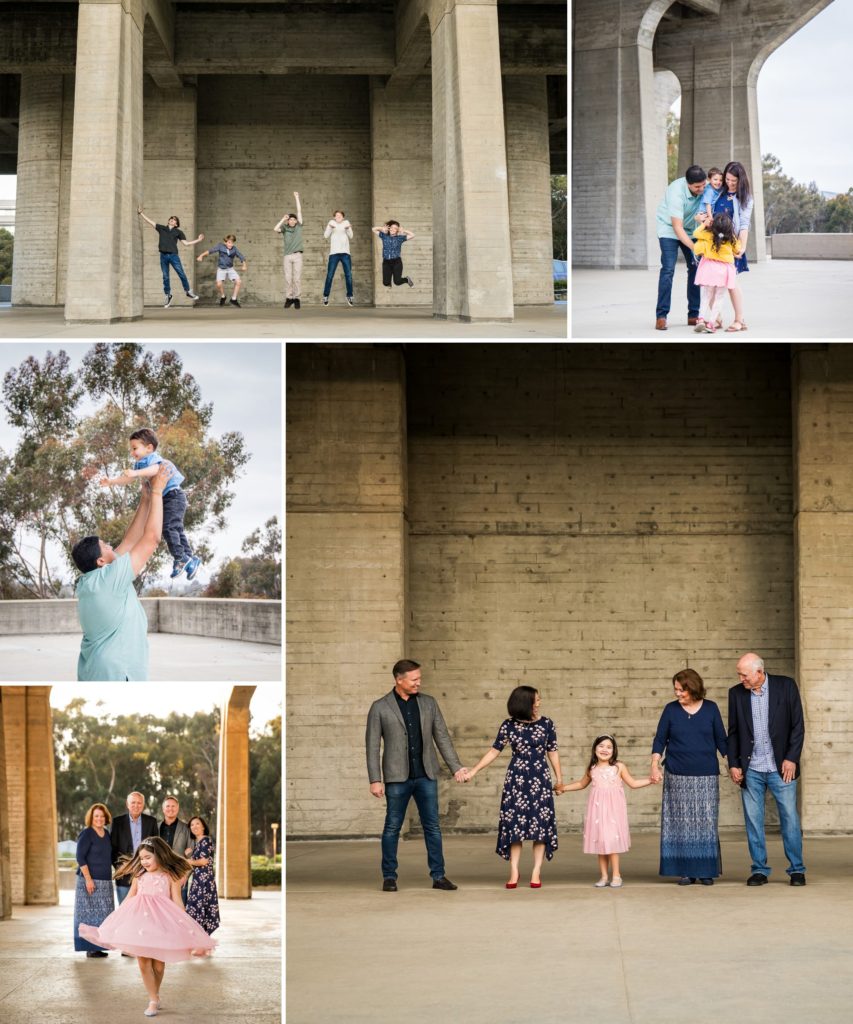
[650, 669, 727, 885]
[74, 803, 116, 957]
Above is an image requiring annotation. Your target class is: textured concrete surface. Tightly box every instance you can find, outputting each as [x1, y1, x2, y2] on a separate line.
[0, 633, 281, 682]
[0, 890, 281, 1024]
[286, 833, 853, 1024]
[571, 260, 853, 338]
[772, 233, 853, 259]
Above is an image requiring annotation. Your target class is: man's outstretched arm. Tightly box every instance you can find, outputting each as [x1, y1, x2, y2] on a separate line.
[115, 485, 152, 556]
[129, 464, 171, 575]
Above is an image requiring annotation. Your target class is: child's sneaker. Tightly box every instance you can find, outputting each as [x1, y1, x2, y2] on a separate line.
[186, 290, 200, 301]
[285, 298, 293, 308]
[406, 276, 415, 288]
[230, 298, 241, 308]
[163, 294, 173, 308]
[346, 296, 354, 306]
[219, 297, 226, 306]
[322, 297, 329, 306]
[294, 298, 301, 309]
[170, 558, 189, 578]
[184, 556, 202, 580]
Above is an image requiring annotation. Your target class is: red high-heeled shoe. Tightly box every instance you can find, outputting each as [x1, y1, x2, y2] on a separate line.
[529, 881, 542, 889]
[505, 881, 518, 889]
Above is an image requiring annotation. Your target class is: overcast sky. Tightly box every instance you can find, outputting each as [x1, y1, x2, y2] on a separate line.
[0, 341, 281, 588]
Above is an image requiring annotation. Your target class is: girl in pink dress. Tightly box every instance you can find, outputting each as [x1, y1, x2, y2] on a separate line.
[79, 836, 215, 1018]
[557, 735, 655, 888]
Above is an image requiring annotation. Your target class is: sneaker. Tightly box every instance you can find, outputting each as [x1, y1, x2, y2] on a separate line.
[431, 877, 457, 891]
[163, 294, 173, 308]
[186, 290, 200, 301]
[229, 298, 241, 308]
[284, 298, 293, 308]
[407, 276, 415, 288]
[294, 298, 301, 309]
[170, 558, 189, 579]
[184, 556, 202, 580]
[346, 296, 354, 306]
[219, 297, 226, 307]
[322, 297, 329, 306]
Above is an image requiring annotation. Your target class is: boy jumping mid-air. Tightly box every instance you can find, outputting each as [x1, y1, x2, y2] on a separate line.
[99, 428, 202, 580]
[137, 207, 204, 307]
[197, 235, 248, 307]
[371, 220, 415, 289]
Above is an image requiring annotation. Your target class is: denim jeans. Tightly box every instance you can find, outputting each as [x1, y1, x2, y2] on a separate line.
[115, 884, 130, 905]
[656, 237, 699, 320]
[381, 777, 445, 880]
[323, 253, 353, 298]
[162, 489, 192, 562]
[160, 251, 191, 296]
[741, 768, 805, 876]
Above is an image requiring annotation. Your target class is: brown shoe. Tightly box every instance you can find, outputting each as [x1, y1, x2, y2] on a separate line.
[654, 318, 667, 330]
[687, 317, 699, 326]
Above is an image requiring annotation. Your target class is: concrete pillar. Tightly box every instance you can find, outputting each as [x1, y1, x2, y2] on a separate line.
[0, 692, 12, 920]
[286, 345, 407, 837]
[430, 0, 514, 320]
[0, 687, 59, 905]
[216, 686, 255, 899]
[503, 75, 553, 305]
[65, 0, 144, 322]
[142, 80, 197, 306]
[370, 76, 433, 308]
[573, 0, 670, 269]
[792, 346, 853, 834]
[11, 73, 65, 306]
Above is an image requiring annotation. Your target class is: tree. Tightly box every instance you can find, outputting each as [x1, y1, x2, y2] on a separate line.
[824, 189, 853, 233]
[763, 153, 830, 234]
[551, 174, 567, 261]
[666, 111, 680, 183]
[250, 715, 282, 855]
[0, 228, 12, 286]
[205, 516, 281, 599]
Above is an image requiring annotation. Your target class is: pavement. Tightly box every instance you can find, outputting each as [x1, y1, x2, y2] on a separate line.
[0, 303, 568, 339]
[287, 832, 853, 1024]
[0, 890, 281, 1024]
[0, 633, 282, 682]
[572, 259, 853, 339]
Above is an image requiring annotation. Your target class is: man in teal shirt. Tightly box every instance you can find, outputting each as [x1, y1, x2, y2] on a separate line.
[72, 463, 171, 680]
[655, 165, 707, 331]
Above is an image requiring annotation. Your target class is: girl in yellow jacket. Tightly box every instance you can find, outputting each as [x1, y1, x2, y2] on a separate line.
[693, 212, 741, 334]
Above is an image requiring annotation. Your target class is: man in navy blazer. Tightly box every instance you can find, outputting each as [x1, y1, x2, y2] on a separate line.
[727, 653, 805, 886]
[110, 791, 159, 904]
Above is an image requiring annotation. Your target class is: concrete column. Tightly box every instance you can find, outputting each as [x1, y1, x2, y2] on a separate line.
[0, 692, 12, 920]
[11, 73, 64, 306]
[142, 80, 197, 306]
[65, 0, 144, 322]
[216, 686, 255, 899]
[0, 687, 58, 905]
[792, 346, 853, 834]
[430, 0, 514, 320]
[503, 76, 553, 305]
[370, 76, 432, 308]
[286, 345, 407, 837]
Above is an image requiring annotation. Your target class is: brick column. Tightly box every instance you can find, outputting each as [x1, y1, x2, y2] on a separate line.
[215, 686, 255, 898]
[0, 691, 12, 920]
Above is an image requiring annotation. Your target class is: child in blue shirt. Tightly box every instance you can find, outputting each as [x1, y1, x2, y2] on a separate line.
[197, 235, 248, 307]
[100, 428, 201, 580]
[702, 168, 724, 219]
[371, 220, 415, 289]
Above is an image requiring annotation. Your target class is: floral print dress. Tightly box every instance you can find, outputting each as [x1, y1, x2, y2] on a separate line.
[185, 836, 221, 935]
[493, 717, 559, 860]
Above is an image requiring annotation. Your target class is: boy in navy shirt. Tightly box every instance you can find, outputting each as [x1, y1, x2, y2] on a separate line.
[371, 220, 415, 289]
[137, 207, 204, 307]
[197, 235, 248, 307]
[99, 428, 201, 580]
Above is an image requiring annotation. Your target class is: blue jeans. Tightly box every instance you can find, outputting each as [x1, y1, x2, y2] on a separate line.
[381, 777, 445, 881]
[115, 884, 130, 905]
[656, 237, 699, 320]
[741, 768, 805, 876]
[323, 253, 353, 298]
[162, 489, 192, 562]
[160, 251, 190, 296]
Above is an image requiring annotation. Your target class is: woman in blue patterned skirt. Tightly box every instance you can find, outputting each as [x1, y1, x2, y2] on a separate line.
[74, 803, 115, 957]
[651, 669, 728, 885]
[184, 816, 220, 934]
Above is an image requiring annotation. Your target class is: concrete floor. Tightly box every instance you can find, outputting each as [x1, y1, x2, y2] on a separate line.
[0, 304, 568, 339]
[0, 633, 282, 682]
[287, 832, 853, 1024]
[572, 259, 853, 339]
[0, 890, 281, 1024]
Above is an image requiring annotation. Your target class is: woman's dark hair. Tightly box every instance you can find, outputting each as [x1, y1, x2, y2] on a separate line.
[587, 734, 619, 772]
[71, 535, 102, 574]
[188, 816, 211, 838]
[387, 219, 400, 228]
[114, 836, 192, 881]
[672, 668, 706, 701]
[722, 161, 751, 205]
[129, 427, 158, 449]
[709, 212, 737, 253]
[333, 210, 345, 217]
[507, 685, 538, 721]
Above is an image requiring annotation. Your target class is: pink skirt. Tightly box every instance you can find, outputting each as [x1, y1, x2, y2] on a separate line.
[695, 257, 737, 288]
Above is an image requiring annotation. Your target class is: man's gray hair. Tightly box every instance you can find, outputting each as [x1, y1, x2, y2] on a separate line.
[127, 791, 145, 802]
[743, 654, 765, 672]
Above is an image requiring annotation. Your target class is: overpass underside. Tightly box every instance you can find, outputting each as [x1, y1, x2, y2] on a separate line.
[0, 0, 567, 323]
[572, 0, 835, 268]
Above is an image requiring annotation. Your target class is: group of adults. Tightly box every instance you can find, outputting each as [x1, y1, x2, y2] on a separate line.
[366, 652, 805, 890]
[74, 791, 221, 957]
[655, 160, 754, 333]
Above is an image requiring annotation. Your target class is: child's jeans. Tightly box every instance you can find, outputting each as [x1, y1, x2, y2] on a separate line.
[160, 252, 191, 296]
[162, 488, 193, 562]
[323, 253, 353, 298]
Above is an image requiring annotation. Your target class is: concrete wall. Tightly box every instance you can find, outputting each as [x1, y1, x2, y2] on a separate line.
[771, 233, 853, 260]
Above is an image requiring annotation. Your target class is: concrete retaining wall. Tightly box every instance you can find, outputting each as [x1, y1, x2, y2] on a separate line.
[771, 233, 853, 260]
[0, 598, 280, 645]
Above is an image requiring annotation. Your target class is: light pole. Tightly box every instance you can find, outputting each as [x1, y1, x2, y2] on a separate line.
[271, 822, 279, 861]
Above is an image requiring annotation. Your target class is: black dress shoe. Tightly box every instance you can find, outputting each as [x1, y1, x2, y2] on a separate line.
[677, 876, 696, 885]
[86, 950, 108, 958]
[790, 873, 806, 886]
[699, 878, 714, 886]
[382, 878, 397, 892]
[432, 877, 458, 890]
[747, 873, 769, 886]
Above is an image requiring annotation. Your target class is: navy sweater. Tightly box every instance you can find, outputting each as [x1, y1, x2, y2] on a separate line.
[652, 699, 727, 776]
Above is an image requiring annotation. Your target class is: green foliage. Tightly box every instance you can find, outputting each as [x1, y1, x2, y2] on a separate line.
[0, 228, 12, 285]
[205, 517, 281, 599]
[667, 111, 680, 183]
[763, 153, 852, 234]
[551, 174, 567, 261]
[823, 189, 853, 233]
[251, 866, 282, 887]
[250, 715, 282, 855]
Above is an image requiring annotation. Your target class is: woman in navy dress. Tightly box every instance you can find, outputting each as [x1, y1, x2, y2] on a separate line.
[184, 816, 220, 935]
[713, 160, 754, 332]
[466, 686, 563, 888]
[74, 803, 115, 957]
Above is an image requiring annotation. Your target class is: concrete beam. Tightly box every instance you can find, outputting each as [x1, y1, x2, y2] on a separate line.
[0, 9, 78, 74]
[498, 5, 569, 75]
[143, 0, 182, 88]
[677, 0, 722, 13]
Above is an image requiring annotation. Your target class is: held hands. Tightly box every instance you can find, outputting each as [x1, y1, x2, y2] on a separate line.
[729, 767, 744, 785]
[454, 767, 472, 783]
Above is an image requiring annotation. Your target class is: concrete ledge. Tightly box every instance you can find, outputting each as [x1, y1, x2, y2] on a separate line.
[771, 233, 853, 260]
[0, 598, 280, 645]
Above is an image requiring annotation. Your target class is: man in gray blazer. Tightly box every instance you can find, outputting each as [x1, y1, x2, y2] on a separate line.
[366, 659, 469, 891]
[159, 795, 192, 904]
